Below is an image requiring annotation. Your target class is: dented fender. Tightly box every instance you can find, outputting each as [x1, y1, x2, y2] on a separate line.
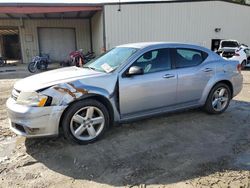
[41, 80, 110, 105]
[40, 80, 121, 121]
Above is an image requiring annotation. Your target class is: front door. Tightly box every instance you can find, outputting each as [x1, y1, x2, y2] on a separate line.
[119, 48, 177, 117]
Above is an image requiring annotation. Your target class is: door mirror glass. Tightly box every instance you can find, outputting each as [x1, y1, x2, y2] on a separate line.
[127, 66, 144, 76]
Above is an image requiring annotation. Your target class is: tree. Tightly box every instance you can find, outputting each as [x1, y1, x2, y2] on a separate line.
[231, 0, 246, 4]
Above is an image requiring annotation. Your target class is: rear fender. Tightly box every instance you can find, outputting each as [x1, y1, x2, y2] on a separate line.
[199, 72, 233, 105]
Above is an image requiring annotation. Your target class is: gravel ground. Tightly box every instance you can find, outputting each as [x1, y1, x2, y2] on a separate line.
[0, 65, 250, 188]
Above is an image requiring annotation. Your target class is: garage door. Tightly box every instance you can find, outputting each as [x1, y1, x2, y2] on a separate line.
[38, 28, 76, 61]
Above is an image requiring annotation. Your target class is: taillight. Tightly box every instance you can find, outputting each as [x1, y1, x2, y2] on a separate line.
[237, 64, 242, 73]
[234, 53, 240, 56]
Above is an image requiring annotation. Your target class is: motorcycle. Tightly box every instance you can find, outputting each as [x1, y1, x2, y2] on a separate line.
[28, 54, 51, 73]
[68, 50, 95, 67]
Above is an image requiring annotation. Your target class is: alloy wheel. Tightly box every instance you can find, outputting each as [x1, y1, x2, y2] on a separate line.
[212, 87, 229, 112]
[70, 106, 105, 141]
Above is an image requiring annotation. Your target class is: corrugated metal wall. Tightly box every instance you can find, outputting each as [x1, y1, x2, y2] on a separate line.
[104, 1, 250, 50]
[91, 11, 104, 56]
[0, 19, 90, 63]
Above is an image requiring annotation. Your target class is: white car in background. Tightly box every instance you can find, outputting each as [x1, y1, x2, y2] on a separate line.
[217, 40, 250, 69]
[231, 47, 250, 69]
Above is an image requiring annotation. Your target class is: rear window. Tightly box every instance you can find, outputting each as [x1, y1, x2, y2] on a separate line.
[175, 48, 208, 68]
[221, 41, 239, 48]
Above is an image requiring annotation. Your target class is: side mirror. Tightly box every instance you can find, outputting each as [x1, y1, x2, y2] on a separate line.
[126, 66, 144, 76]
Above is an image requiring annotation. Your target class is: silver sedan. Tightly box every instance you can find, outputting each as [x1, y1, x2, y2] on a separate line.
[6, 42, 243, 144]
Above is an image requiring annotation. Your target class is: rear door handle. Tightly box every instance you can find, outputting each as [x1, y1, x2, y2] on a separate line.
[202, 68, 213, 72]
[163, 74, 175, 79]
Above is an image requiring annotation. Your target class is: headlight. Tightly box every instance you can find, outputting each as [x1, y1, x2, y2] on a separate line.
[16, 92, 51, 107]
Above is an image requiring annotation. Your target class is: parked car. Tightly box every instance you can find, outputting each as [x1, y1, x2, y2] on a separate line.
[217, 39, 250, 69]
[6, 42, 243, 144]
[218, 39, 240, 50]
[226, 47, 250, 69]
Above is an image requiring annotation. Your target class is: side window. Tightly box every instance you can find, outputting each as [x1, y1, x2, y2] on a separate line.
[137, 51, 158, 63]
[133, 48, 171, 74]
[175, 48, 207, 68]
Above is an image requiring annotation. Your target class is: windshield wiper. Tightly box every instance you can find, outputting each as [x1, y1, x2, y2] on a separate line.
[89, 67, 97, 71]
[83, 66, 103, 72]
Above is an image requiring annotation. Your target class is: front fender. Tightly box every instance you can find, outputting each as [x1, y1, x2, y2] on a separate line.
[41, 80, 120, 122]
[41, 80, 112, 106]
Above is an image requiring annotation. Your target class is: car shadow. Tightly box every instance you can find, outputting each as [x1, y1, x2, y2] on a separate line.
[25, 100, 250, 186]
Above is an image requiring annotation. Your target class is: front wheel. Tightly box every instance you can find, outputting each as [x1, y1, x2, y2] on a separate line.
[204, 83, 231, 114]
[62, 99, 110, 144]
[28, 62, 38, 73]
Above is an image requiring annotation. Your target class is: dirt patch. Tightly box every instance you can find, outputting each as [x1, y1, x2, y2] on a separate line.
[0, 67, 250, 188]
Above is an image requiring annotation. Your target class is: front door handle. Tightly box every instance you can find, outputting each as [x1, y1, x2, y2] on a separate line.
[163, 74, 175, 79]
[202, 68, 213, 72]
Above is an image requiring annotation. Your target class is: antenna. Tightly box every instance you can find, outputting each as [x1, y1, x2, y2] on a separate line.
[118, 0, 121, 12]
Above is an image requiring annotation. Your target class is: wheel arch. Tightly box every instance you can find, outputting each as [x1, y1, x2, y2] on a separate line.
[59, 94, 114, 130]
[212, 80, 233, 98]
[201, 78, 234, 106]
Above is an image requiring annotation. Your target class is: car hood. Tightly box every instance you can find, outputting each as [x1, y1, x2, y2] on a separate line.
[14, 66, 106, 92]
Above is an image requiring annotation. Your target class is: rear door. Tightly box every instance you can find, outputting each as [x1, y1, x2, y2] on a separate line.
[119, 48, 177, 117]
[173, 48, 215, 104]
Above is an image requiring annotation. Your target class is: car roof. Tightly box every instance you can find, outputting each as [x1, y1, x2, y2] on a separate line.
[220, 40, 238, 42]
[117, 42, 168, 49]
[117, 42, 212, 53]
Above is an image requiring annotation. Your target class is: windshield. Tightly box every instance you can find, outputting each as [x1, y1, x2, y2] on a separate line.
[84, 47, 138, 73]
[221, 41, 239, 48]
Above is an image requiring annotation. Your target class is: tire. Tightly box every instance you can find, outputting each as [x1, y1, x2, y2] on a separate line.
[241, 60, 247, 70]
[204, 83, 231, 114]
[62, 99, 110, 144]
[28, 62, 38, 73]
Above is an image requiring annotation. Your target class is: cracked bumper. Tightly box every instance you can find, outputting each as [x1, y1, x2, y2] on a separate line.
[6, 97, 67, 137]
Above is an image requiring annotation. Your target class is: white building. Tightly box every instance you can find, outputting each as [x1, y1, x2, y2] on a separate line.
[0, 0, 249, 63]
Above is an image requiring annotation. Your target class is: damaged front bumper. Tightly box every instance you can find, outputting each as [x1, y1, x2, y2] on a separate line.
[6, 97, 67, 137]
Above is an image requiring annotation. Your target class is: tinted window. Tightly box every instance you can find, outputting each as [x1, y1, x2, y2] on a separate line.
[175, 48, 207, 68]
[221, 41, 239, 48]
[133, 48, 171, 73]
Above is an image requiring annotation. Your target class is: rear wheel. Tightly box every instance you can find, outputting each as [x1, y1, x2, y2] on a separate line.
[204, 83, 231, 114]
[28, 62, 38, 73]
[62, 99, 110, 144]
